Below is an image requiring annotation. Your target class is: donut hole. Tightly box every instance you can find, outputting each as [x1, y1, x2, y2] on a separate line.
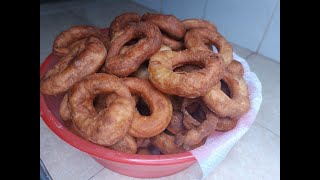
[173, 64, 203, 73]
[125, 38, 139, 46]
[186, 102, 206, 123]
[136, 96, 151, 116]
[164, 129, 175, 136]
[220, 80, 231, 97]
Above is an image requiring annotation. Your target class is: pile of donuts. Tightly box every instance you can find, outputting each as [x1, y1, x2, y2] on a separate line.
[40, 12, 250, 155]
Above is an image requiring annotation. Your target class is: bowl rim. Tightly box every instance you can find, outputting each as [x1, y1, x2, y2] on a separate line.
[40, 53, 197, 166]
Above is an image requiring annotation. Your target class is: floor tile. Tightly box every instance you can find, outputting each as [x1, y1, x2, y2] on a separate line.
[70, 0, 157, 28]
[40, 119, 104, 180]
[246, 54, 280, 136]
[205, 122, 280, 180]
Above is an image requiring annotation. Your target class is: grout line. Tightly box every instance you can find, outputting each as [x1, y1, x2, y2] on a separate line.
[88, 168, 105, 180]
[255, 0, 279, 53]
[245, 52, 256, 59]
[255, 121, 280, 137]
[202, 0, 209, 19]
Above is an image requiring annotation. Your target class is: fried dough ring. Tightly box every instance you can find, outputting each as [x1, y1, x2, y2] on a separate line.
[109, 12, 141, 39]
[216, 117, 238, 132]
[176, 98, 218, 150]
[104, 22, 162, 77]
[68, 74, 135, 146]
[202, 72, 250, 119]
[184, 28, 233, 65]
[167, 110, 186, 135]
[150, 132, 185, 154]
[137, 148, 152, 155]
[182, 19, 217, 32]
[40, 37, 107, 95]
[109, 134, 138, 154]
[59, 93, 71, 121]
[148, 50, 225, 98]
[226, 60, 244, 76]
[136, 138, 151, 148]
[161, 34, 185, 50]
[141, 13, 186, 40]
[122, 77, 172, 138]
[53, 26, 109, 56]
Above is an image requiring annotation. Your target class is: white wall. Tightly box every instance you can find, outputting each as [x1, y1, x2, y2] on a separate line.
[132, 0, 280, 63]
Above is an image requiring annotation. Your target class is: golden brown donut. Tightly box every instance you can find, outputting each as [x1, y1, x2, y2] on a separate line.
[161, 34, 185, 51]
[202, 71, 250, 119]
[53, 26, 109, 56]
[137, 148, 152, 155]
[148, 50, 225, 98]
[184, 27, 233, 66]
[122, 77, 172, 138]
[136, 138, 151, 148]
[141, 13, 186, 40]
[40, 37, 107, 95]
[226, 60, 244, 77]
[181, 99, 203, 130]
[59, 93, 71, 121]
[176, 98, 219, 150]
[166, 110, 186, 135]
[104, 22, 162, 77]
[150, 132, 185, 154]
[216, 117, 238, 132]
[68, 73, 135, 146]
[182, 19, 217, 32]
[109, 134, 138, 154]
[109, 12, 141, 39]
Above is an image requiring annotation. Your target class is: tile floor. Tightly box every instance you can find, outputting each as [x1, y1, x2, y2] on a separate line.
[40, 0, 280, 179]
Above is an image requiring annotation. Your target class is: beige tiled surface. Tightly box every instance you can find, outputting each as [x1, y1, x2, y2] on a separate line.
[40, 0, 280, 179]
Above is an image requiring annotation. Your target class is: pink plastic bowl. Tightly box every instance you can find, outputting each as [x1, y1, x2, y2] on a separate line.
[40, 53, 197, 178]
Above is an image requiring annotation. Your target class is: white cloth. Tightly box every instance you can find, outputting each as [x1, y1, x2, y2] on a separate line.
[190, 53, 263, 179]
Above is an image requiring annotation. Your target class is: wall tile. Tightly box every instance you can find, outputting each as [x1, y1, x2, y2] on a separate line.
[258, 1, 280, 62]
[162, 0, 207, 19]
[132, 0, 162, 12]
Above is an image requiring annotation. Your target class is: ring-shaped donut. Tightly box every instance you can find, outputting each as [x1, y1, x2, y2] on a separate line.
[104, 22, 162, 77]
[122, 77, 172, 138]
[53, 26, 109, 56]
[161, 34, 185, 50]
[176, 98, 218, 150]
[141, 13, 186, 40]
[109, 134, 138, 154]
[184, 27, 233, 65]
[148, 50, 225, 98]
[41, 37, 107, 95]
[109, 12, 141, 39]
[182, 19, 217, 32]
[68, 73, 135, 146]
[226, 60, 244, 76]
[202, 71, 250, 119]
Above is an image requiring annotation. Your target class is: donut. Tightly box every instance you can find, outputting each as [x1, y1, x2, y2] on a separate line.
[176, 98, 219, 150]
[59, 93, 71, 121]
[150, 132, 185, 154]
[122, 77, 172, 138]
[53, 25, 109, 56]
[40, 37, 107, 95]
[68, 73, 135, 146]
[161, 34, 185, 50]
[184, 27, 233, 65]
[182, 19, 217, 32]
[141, 13, 186, 40]
[104, 22, 162, 77]
[109, 12, 141, 39]
[216, 117, 238, 132]
[202, 71, 250, 119]
[166, 110, 186, 134]
[137, 148, 152, 155]
[136, 138, 151, 148]
[109, 134, 138, 154]
[148, 50, 225, 98]
[226, 60, 244, 76]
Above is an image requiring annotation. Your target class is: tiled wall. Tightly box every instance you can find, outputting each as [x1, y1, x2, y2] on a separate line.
[132, 0, 280, 62]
